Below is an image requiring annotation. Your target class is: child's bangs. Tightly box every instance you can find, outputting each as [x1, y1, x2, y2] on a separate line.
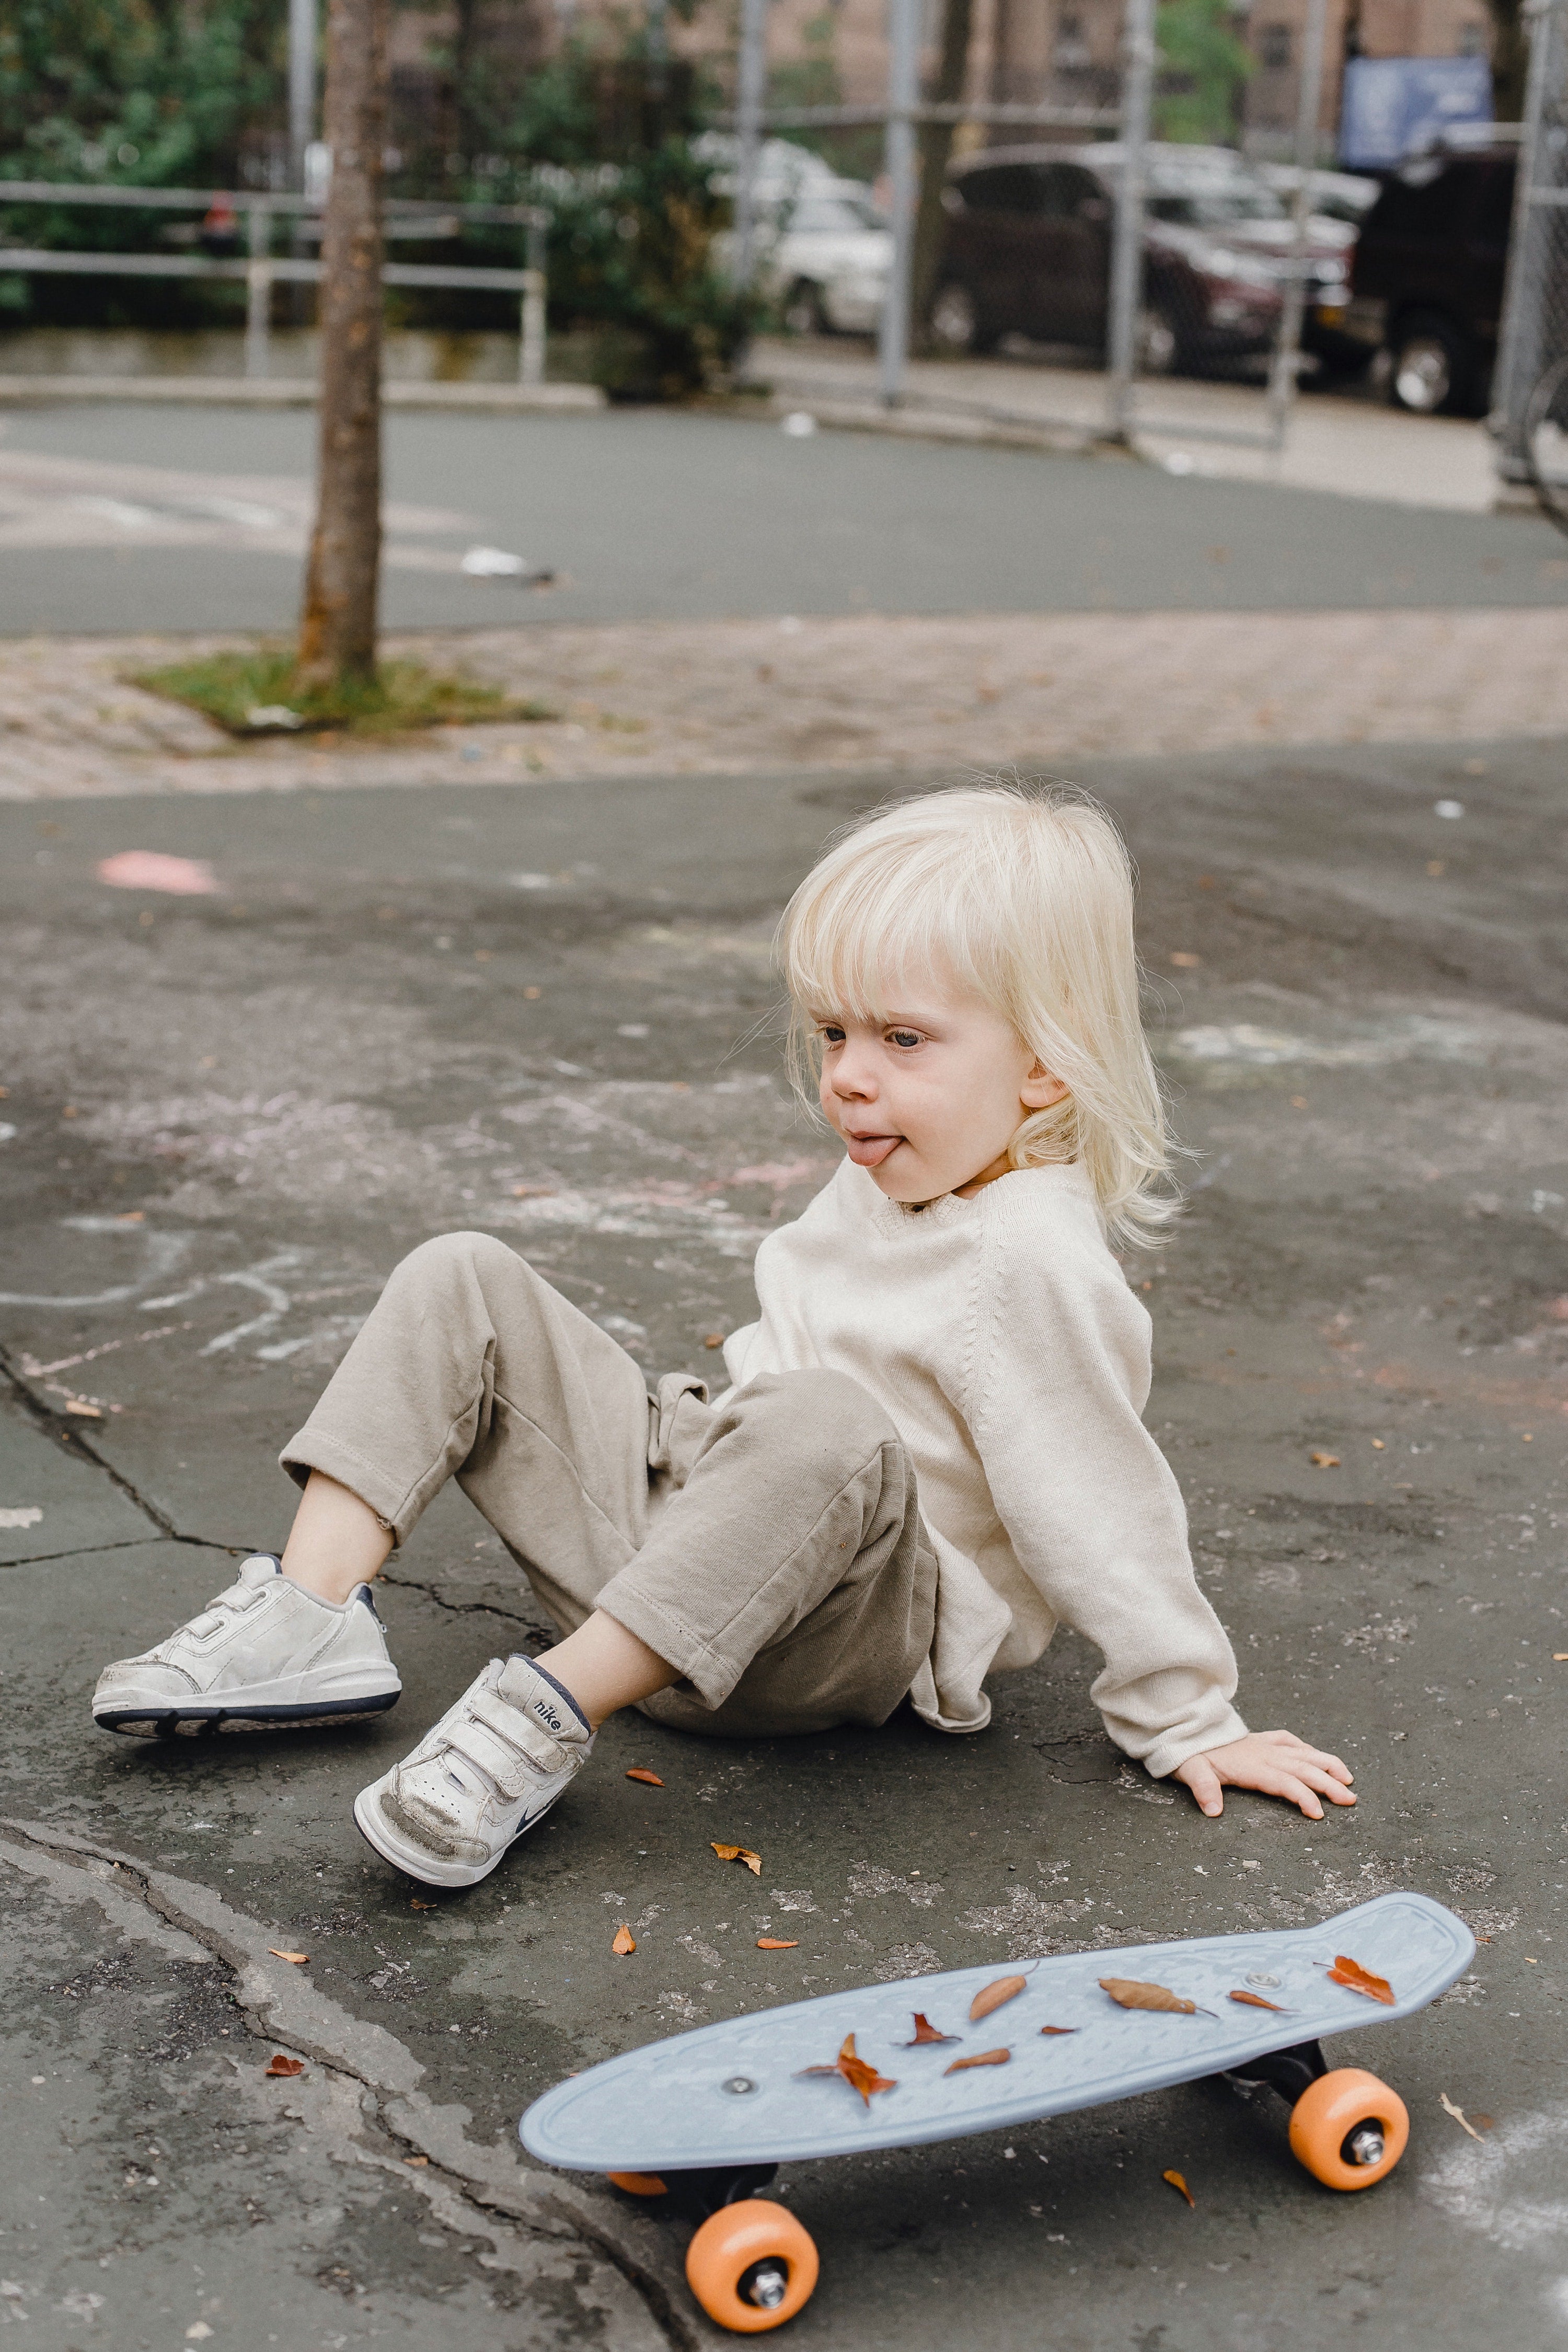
[781, 841, 995, 1025]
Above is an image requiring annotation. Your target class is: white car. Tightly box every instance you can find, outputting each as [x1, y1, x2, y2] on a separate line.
[703, 135, 891, 334]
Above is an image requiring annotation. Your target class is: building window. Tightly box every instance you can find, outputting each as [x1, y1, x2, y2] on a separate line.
[1457, 20, 1488, 51]
[1258, 22, 1292, 68]
[1053, 10, 1091, 66]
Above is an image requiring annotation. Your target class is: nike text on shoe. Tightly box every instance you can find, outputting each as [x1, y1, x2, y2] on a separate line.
[353, 1654, 593, 1889]
[92, 1553, 402, 1737]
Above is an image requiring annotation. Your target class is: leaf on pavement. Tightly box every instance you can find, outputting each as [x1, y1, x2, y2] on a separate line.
[944, 2048, 1010, 2074]
[797, 2033, 896, 2107]
[612, 1924, 636, 1955]
[265, 2054, 304, 2078]
[757, 1938, 799, 1950]
[1439, 2092, 1483, 2142]
[1228, 1989, 1292, 2012]
[970, 1973, 1028, 2022]
[711, 1842, 762, 1876]
[1310, 1451, 1341, 1468]
[267, 1949, 309, 1965]
[410, 1898, 436, 1910]
[1326, 1954, 1395, 2005]
[626, 1769, 664, 1786]
[902, 2013, 959, 2046]
[1163, 2169, 1195, 2207]
[1100, 1978, 1214, 2017]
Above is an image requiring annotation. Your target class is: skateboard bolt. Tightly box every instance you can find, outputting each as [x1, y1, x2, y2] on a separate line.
[741, 2261, 790, 2311]
[1244, 1973, 1281, 1989]
[722, 2076, 758, 2094]
[1344, 2123, 1385, 2167]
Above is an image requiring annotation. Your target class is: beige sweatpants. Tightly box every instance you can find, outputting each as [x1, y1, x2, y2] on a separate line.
[281, 1231, 939, 1737]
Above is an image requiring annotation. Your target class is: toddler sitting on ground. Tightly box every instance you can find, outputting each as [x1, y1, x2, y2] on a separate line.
[94, 785, 1353, 1884]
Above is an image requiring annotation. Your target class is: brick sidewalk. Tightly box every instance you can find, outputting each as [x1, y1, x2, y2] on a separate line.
[3, 605, 1567, 801]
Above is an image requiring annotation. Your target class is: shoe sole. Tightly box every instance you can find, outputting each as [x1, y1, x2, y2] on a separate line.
[95, 1689, 401, 1738]
[352, 1779, 568, 1889]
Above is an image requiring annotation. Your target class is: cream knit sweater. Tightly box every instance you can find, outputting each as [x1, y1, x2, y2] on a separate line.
[723, 1158, 1246, 1776]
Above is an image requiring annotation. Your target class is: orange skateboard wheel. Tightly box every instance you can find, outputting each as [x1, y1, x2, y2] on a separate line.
[685, 2198, 818, 2332]
[1288, 2067, 1409, 2190]
[607, 2171, 668, 2197]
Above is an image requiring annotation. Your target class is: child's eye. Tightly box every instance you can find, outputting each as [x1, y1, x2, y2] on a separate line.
[887, 1029, 923, 1050]
[818, 1023, 846, 1046]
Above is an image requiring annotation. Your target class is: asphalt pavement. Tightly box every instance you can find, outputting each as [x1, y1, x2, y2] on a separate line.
[2, 737, 1565, 2349]
[2, 401, 1567, 637]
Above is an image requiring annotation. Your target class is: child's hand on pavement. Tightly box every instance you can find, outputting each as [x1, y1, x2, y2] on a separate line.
[1171, 1730, 1355, 1820]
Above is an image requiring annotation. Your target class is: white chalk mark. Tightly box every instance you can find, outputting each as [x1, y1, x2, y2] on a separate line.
[198, 1254, 302, 1355]
[0, 1224, 193, 1309]
[1422, 2099, 1568, 2250]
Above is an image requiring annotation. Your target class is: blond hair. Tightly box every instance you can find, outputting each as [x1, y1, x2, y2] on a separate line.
[777, 783, 1175, 1247]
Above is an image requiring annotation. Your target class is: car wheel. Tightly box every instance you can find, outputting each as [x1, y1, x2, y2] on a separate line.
[1136, 303, 1181, 376]
[1388, 313, 1470, 414]
[781, 279, 830, 338]
[929, 282, 981, 354]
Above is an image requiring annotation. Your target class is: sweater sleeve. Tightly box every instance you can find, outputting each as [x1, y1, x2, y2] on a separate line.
[970, 1196, 1247, 1778]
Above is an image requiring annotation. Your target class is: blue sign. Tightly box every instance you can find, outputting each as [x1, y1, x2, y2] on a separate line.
[1339, 56, 1494, 170]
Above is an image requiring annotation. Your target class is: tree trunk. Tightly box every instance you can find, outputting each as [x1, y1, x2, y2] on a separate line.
[297, 0, 388, 689]
[910, 0, 976, 348]
[1485, 0, 1527, 122]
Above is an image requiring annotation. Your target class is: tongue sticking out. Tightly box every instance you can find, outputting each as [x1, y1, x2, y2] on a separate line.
[845, 1133, 902, 1169]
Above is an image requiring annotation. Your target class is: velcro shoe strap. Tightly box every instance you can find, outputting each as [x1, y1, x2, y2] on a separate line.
[447, 1689, 571, 1800]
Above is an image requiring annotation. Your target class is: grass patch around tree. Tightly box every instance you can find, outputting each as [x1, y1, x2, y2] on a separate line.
[131, 648, 560, 739]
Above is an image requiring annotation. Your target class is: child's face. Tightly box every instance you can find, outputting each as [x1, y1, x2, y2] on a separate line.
[814, 981, 1067, 1203]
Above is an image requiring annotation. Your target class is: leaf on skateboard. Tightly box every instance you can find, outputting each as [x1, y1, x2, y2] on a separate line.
[756, 1938, 799, 1950]
[1163, 2169, 1195, 2207]
[625, 1769, 664, 1786]
[797, 2033, 897, 2107]
[902, 2013, 959, 2046]
[1228, 1989, 1292, 2012]
[1099, 1978, 1215, 2017]
[612, 1924, 636, 1955]
[970, 1973, 1029, 2022]
[944, 2048, 1010, 2075]
[1327, 1954, 1394, 2005]
[711, 1842, 763, 1876]
[1039, 2026, 1080, 2036]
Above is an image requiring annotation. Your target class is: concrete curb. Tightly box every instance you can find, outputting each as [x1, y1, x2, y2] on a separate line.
[0, 373, 605, 411]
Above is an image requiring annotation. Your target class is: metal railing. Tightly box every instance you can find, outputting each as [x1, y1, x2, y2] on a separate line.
[0, 182, 549, 384]
[1491, 0, 1568, 512]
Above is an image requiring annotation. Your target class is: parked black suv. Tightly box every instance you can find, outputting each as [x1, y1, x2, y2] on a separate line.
[1344, 148, 1515, 413]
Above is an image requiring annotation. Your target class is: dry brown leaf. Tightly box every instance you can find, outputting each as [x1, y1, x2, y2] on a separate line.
[1326, 1954, 1395, 2006]
[267, 1949, 309, 1965]
[756, 1938, 799, 1950]
[711, 1842, 763, 1876]
[625, 1768, 664, 1786]
[410, 1898, 436, 1910]
[1310, 1450, 1341, 1468]
[1439, 2092, 1483, 2141]
[1554, 1653, 1568, 1662]
[1228, 1989, 1292, 2013]
[265, 2055, 304, 2078]
[902, 2013, 959, 2046]
[64, 1400, 103, 1418]
[1099, 1978, 1214, 2017]
[1163, 2169, 1195, 2207]
[944, 2048, 1010, 2074]
[612, 1924, 636, 1955]
[970, 1973, 1029, 2022]
[1039, 2026, 1080, 2036]
[403, 2155, 429, 2167]
[797, 2033, 897, 2107]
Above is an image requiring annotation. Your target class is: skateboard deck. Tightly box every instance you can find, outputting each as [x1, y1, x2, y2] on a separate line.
[521, 1890, 1473, 2173]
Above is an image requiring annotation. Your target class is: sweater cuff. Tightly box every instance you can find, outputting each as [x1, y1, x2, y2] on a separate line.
[1139, 1705, 1250, 1782]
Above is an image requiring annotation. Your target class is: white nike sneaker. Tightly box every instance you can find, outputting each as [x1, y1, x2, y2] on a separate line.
[93, 1553, 402, 1737]
[353, 1654, 593, 1888]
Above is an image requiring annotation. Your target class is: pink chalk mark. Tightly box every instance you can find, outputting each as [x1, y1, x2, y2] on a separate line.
[97, 851, 220, 896]
[731, 1159, 829, 1193]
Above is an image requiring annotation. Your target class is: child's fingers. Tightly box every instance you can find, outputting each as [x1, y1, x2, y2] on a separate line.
[1259, 1730, 1355, 1782]
[1177, 1758, 1225, 1817]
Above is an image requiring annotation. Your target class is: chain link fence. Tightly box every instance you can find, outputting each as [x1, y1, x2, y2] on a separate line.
[728, 0, 1339, 454]
[1493, 0, 1568, 529]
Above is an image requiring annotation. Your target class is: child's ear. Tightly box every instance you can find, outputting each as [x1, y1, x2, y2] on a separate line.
[1020, 1066, 1070, 1111]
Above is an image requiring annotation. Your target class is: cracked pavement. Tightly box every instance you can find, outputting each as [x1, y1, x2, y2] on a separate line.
[1, 712, 1566, 2346]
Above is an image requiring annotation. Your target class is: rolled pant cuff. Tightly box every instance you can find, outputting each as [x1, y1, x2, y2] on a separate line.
[594, 1579, 735, 1713]
[279, 1432, 411, 1542]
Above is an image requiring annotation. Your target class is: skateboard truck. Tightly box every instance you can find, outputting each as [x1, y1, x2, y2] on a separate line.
[1217, 2038, 1386, 2167]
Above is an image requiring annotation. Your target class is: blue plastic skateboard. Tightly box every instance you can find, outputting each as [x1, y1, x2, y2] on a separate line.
[521, 1892, 1473, 2332]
